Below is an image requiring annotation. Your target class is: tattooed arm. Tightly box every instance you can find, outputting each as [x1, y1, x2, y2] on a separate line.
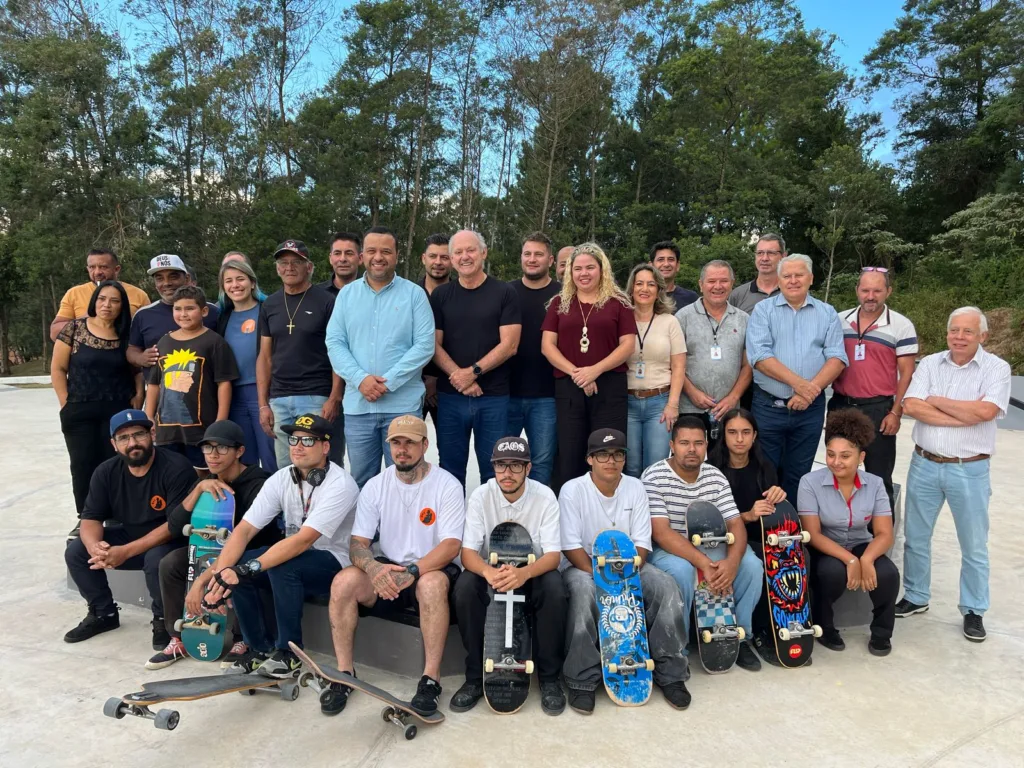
[350, 535, 410, 600]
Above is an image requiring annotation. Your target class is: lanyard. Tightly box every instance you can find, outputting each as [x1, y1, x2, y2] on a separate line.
[297, 482, 316, 521]
[702, 302, 724, 344]
[853, 307, 888, 342]
[635, 316, 656, 358]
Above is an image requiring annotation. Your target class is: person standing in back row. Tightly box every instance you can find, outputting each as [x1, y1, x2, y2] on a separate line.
[650, 241, 698, 310]
[729, 234, 785, 314]
[418, 233, 452, 427]
[50, 248, 151, 342]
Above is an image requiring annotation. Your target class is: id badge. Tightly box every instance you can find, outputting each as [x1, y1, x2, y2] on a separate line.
[635, 360, 646, 379]
[854, 343, 866, 361]
[710, 345, 722, 360]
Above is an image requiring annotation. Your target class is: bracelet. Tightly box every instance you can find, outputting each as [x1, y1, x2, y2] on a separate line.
[260, 406, 271, 411]
[889, 410, 900, 417]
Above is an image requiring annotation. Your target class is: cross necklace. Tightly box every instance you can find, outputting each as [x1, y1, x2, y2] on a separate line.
[284, 289, 308, 335]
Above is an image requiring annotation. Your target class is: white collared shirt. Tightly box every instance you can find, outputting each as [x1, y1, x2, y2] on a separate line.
[463, 478, 561, 558]
[558, 474, 652, 566]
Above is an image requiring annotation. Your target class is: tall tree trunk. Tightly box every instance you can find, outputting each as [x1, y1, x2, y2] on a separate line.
[279, 0, 293, 182]
[0, 305, 10, 376]
[540, 115, 560, 229]
[40, 282, 49, 371]
[405, 38, 433, 266]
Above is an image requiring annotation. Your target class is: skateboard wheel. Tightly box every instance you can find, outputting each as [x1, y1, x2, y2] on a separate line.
[279, 682, 300, 701]
[596, 556, 606, 567]
[154, 709, 179, 731]
[404, 724, 417, 741]
[240, 689, 257, 696]
[526, 553, 536, 565]
[645, 659, 655, 671]
[320, 690, 333, 706]
[701, 630, 712, 644]
[173, 619, 184, 632]
[725, 532, 735, 545]
[812, 624, 823, 638]
[216, 527, 230, 543]
[801, 531, 811, 544]
[607, 663, 618, 674]
[182, 524, 193, 537]
[298, 672, 314, 688]
[103, 697, 126, 720]
[489, 552, 498, 566]
[524, 660, 535, 674]
[737, 627, 746, 640]
[632, 556, 641, 568]
[766, 533, 780, 547]
[778, 628, 791, 641]
[381, 706, 396, 723]
[690, 534, 702, 547]
[205, 622, 218, 636]
[484, 659, 495, 673]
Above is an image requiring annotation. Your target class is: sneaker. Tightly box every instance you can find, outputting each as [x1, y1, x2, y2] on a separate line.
[895, 598, 929, 618]
[146, 637, 187, 669]
[449, 680, 484, 713]
[540, 681, 566, 716]
[568, 688, 595, 715]
[868, 636, 892, 657]
[410, 675, 442, 715]
[320, 677, 354, 716]
[258, 649, 302, 678]
[963, 612, 986, 642]
[817, 628, 845, 652]
[67, 520, 81, 539]
[736, 640, 762, 671]
[64, 608, 120, 643]
[221, 640, 249, 669]
[151, 618, 171, 651]
[225, 650, 269, 675]
[661, 681, 691, 710]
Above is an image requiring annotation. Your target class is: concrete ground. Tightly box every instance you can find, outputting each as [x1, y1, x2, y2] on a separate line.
[1, 386, 1022, 768]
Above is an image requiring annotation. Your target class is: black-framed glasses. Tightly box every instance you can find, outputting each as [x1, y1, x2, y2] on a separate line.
[288, 435, 323, 447]
[493, 461, 527, 474]
[861, 266, 889, 273]
[114, 430, 150, 446]
[200, 444, 233, 455]
[592, 450, 626, 463]
[755, 249, 782, 256]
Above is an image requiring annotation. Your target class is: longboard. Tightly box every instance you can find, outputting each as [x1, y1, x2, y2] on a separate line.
[685, 501, 744, 674]
[592, 529, 654, 706]
[103, 672, 299, 731]
[175, 491, 235, 661]
[289, 642, 444, 740]
[483, 521, 535, 714]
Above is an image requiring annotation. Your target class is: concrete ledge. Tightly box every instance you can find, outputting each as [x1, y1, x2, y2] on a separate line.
[0, 375, 51, 386]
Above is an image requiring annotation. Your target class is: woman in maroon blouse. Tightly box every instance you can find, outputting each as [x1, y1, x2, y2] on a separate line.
[541, 243, 636, 483]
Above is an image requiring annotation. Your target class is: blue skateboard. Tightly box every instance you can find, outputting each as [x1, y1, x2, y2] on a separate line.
[592, 529, 654, 706]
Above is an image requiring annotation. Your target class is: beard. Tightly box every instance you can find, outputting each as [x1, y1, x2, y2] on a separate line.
[122, 443, 155, 468]
[395, 455, 424, 473]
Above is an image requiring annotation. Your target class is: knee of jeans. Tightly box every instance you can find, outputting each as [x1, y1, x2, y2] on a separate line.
[641, 565, 680, 600]
[739, 548, 764, 581]
[649, 552, 693, 587]
[65, 537, 89, 565]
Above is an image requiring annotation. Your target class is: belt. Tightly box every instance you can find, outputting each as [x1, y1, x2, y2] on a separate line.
[831, 393, 893, 406]
[914, 446, 990, 464]
[629, 385, 671, 399]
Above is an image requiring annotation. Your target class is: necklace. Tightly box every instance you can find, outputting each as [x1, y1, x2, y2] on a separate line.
[578, 297, 597, 353]
[284, 289, 308, 335]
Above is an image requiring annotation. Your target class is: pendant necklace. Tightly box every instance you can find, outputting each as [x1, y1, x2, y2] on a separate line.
[284, 289, 307, 335]
[579, 297, 597, 354]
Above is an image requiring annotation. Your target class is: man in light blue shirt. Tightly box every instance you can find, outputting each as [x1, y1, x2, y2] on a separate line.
[745, 254, 847, 500]
[326, 226, 435, 487]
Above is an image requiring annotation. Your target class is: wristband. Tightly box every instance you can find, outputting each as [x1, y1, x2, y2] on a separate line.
[260, 405, 271, 411]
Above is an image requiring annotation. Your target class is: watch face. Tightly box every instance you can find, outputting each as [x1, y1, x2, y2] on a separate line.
[247, 559, 262, 573]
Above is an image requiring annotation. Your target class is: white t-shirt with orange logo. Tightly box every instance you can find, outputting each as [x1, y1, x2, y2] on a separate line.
[352, 464, 466, 566]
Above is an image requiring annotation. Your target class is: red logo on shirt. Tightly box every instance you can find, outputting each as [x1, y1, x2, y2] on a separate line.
[419, 508, 436, 526]
[150, 495, 167, 512]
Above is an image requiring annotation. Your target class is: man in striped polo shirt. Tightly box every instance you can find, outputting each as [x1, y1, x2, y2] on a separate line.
[897, 307, 1011, 643]
[830, 268, 918, 508]
[644, 414, 764, 670]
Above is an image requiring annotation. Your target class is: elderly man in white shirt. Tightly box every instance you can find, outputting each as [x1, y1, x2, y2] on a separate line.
[897, 307, 1011, 643]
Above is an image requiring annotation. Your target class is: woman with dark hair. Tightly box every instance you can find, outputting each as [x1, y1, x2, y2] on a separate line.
[797, 408, 899, 657]
[52, 280, 141, 532]
[706, 408, 787, 548]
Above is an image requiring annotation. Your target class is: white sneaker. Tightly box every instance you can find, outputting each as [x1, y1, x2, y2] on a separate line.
[146, 637, 187, 670]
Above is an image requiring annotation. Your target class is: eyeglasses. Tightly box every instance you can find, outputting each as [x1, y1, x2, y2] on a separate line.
[592, 450, 626, 463]
[114, 430, 150, 446]
[200, 444, 233, 455]
[493, 461, 527, 474]
[861, 266, 889, 273]
[287, 435, 323, 447]
[755, 249, 782, 257]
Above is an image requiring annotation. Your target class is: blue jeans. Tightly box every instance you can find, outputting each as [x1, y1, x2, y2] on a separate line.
[751, 387, 826, 501]
[649, 545, 764, 638]
[902, 453, 991, 615]
[437, 393, 509, 487]
[269, 395, 345, 469]
[230, 383, 277, 472]
[231, 546, 342, 652]
[344, 411, 411, 488]
[506, 397, 557, 485]
[626, 392, 671, 478]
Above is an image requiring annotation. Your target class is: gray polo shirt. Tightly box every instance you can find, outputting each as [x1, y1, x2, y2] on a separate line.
[728, 279, 780, 315]
[796, 467, 890, 549]
[675, 300, 749, 413]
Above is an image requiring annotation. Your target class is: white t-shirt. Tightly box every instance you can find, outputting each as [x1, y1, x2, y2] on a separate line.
[463, 478, 561, 558]
[642, 460, 739, 537]
[242, 461, 358, 567]
[351, 464, 466, 566]
[558, 474, 652, 567]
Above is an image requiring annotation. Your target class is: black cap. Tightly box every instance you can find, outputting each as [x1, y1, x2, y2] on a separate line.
[491, 436, 531, 462]
[273, 240, 310, 260]
[199, 420, 245, 448]
[281, 413, 332, 441]
[587, 428, 627, 455]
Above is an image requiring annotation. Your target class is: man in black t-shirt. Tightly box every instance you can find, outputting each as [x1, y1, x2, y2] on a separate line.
[507, 232, 560, 486]
[430, 230, 521, 486]
[64, 410, 196, 650]
[256, 240, 345, 469]
[417, 233, 451, 426]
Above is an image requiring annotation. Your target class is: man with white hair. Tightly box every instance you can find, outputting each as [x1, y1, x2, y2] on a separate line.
[897, 307, 1011, 643]
[745, 254, 847, 500]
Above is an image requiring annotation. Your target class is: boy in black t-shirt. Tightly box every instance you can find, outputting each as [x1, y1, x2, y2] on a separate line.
[146, 286, 238, 472]
[64, 410, 197, 650]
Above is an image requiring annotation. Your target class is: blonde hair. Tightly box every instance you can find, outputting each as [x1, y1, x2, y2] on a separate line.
[627, 263, 676, 315]
[555, 242, 631, 313]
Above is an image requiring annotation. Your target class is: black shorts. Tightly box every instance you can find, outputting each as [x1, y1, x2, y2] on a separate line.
[362, 557, 461, 620]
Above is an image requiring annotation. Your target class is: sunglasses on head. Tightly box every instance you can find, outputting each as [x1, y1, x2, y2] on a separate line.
[861, 266, 889, 273]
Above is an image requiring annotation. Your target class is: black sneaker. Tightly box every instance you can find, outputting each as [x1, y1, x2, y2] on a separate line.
[868, 636, 892, 657]
[67, 520, 81, 539]
[221, 640, 249, 670]
[540, 681, 566, 716]
[258, 649, 302, 678]
[895, 598, 929, 617]
[817, 628, 845, 652]
[963, 612, 986, 642]
[146, 637, 187, 669]
[151, 618, 171, 651]
[225, 650, 269, 675]
[736, 640, 762, 671]
[449, 680, 484, 713]
[320, 677, 354, 716]
[568, 688, 595, 715]
[410, 675, 442, 715]
[661, 681, 691, 710]
[64, 608, 120, 643]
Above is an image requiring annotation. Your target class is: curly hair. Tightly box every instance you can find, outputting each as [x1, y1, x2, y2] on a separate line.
[626, 263, 676, 315]
[553, 242, 631, 314]
[824, 408, 876, 451]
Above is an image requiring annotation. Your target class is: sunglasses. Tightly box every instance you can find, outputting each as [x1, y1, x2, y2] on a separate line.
[861, 266, 889, 273]
[287, 435, 324, 447]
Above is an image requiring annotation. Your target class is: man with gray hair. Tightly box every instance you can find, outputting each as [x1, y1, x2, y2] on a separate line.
[676, 260, 752, 443]
[729, 234, 785, 314]
[745, 254, 847, 500]
[896, 307, 1011, 643]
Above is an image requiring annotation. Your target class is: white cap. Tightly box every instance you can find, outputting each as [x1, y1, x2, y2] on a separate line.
[147, 254, 188, 275]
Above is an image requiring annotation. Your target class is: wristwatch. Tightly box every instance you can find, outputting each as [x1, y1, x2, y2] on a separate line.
[472, 363, 482, 377]
[237, 559, 263, 577]
[406, 563, 421, 581]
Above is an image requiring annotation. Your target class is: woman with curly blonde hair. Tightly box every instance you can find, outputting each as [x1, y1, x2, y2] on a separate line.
[541, 243, 636, 482]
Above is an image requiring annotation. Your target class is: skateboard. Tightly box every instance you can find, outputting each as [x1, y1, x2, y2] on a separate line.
[757, 500, 821, 667]
[483, 521, 536, 714]
[686, 501, 744, 674]
[592, 529, 654, 706]
[175, 491, 235, 661]
[288, 642, 444, 740]
[102, 671, 300, 731]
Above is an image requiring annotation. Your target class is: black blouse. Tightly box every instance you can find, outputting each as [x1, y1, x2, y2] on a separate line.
[57, 319, 136, 404]
[721, 459, 780, 546]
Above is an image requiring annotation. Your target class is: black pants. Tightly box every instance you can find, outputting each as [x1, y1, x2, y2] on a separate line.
[453, 569, 566, 684]
[554, 371, 627, 485]
[59, 399, 127, 516]
[66, 529, 182, 618]
[828, 395, 897, 509]
[809, 542, 899, 640]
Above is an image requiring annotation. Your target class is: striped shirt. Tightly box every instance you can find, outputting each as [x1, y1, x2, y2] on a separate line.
[746, 292, 847, 399]
[833, 305, 918, 399]
[642, 460, 739, 536]
[904, 346, 1011, 457]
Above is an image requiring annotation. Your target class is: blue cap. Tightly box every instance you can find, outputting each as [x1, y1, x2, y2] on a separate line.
[109, 409, 153, 437]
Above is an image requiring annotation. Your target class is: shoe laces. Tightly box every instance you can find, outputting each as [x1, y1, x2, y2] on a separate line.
[229, 641, 247, 655]
[164, 637, 185, 654]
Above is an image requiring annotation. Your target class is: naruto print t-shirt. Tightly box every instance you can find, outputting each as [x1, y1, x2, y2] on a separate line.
[148, 328, 239, 445]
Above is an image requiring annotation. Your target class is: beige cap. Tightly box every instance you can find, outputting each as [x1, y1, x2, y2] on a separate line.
[387, 415, 428, 442]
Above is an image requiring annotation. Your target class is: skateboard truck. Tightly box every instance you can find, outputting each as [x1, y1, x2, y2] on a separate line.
[777, 622, 823, 641]
[690, 531, 735, 547]
[182, 524, 230, 545]
[606, 657, 655, 675]
[484, 656, 535, 674]
[701, 625, 747, 643]
[173, 615, 220, 635]
[766, 530, 811, 547]
[103, 699, 180, 731]
[596, 554, 641, 569]
[488, 552, 536, 566]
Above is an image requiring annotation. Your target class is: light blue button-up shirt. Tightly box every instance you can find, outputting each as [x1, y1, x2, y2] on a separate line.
[745, 292, 848, 399]
[326, 274, 435, 415]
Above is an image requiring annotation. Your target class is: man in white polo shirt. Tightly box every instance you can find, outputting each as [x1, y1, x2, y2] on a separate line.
[327, 415, 465, 715]
[643, 414, 764, 670]
[560, 428, 690, 715]
[451, 436, 567, 716]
